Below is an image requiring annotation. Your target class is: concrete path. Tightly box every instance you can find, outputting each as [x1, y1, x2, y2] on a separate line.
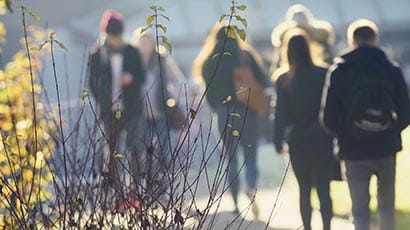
[193, 143, 354, 230]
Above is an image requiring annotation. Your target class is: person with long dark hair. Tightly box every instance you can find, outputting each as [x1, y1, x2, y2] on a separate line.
[273, 30, 334, 230]
[193, 23, 270, 217]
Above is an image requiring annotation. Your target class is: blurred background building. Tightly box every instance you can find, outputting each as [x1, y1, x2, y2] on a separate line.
[1, 0, 410, 103]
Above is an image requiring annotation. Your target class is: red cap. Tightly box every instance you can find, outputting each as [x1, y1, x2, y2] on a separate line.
[100, 10, 124, 34]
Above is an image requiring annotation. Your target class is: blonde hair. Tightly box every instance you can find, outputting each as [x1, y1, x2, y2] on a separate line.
[130, 27, 155, 47]
[192, 22, 264, 83]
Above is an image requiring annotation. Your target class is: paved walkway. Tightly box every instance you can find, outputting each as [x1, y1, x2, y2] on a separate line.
[194, 144, 354, 230]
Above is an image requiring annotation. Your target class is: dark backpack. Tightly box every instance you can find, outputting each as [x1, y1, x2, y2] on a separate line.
[345, 62, 397, 140]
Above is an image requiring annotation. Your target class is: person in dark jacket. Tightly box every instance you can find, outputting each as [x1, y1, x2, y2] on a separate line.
[88, 10, 145, 190]
[193, 23, 271, 217]
[321, 19, 410, 230]
[274, 30, 334, 230]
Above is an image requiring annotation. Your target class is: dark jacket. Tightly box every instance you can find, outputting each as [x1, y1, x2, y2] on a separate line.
[202, 43, 270, 110]
[274, 65, 333, 154]
[89, 43, 145, 128]
[321, 45, 410, 160]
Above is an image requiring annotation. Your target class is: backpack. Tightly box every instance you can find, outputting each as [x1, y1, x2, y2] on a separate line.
[345, 62, 397, 140]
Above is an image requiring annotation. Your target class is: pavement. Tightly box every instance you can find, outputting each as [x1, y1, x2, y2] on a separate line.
[192, 143, 355, 230]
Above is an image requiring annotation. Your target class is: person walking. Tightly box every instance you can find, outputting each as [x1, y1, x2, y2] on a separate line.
[193, 23, 271, 217]
[88, 10, 145, 204]
[321, 19, 410, 230]
[273, 30, 334, 230]
[270, 4, 335, 74]
[130, 28, 186, 201]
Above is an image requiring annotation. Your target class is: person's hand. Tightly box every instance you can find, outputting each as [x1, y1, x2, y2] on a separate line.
[277, 146, 288, 155]
[121, 73, 133, 86]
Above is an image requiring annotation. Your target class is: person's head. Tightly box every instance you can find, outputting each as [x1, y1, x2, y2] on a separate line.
[282, 29, 313, 69]
[131, 28, 156, 63]
[347, 19, 378, 47]
[192, 22, 241, 82]
[285, 4, 313, 27]
[100, 10, 124, 48]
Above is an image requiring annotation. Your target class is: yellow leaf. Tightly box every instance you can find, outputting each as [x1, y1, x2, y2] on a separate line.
[113, 151, 123, 158]
[115, 110, 122, 120]
[223, 96, 232, 104]
[232, 130, 240, 137]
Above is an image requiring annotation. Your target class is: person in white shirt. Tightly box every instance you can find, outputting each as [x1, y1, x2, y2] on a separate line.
[89, 10, 145, 209]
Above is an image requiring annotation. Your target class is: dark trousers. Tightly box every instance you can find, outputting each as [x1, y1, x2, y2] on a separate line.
[290, 150, 334, 230]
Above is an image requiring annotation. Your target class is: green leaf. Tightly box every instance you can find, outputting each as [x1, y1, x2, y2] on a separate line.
[235, 16, 248, 28]
[227, 124, 233, 128]
[230, 6, 236, 14]
[54, 40, 68, 52]
[158, 6, 165, 11]
[161, 36, 172, 54]
[28, 12, 40, 22]
[150, 5, 157, 10]
[223, 51, 232, 56]
[146, 15, 155, 25]
[230, 113, 241, 118]
[223, 95, 232, 104]
[5, 0, 13, 13]
[157, 24, 167, 33]
[232, 130, 240, 137]
[237, 28, 247, 41]
[80, 88, 89, 100]
[225, 27, 236, 39]
[16, 4, 27, 11]
[219, 14, 227, 23]
[236, 5, 247, 11]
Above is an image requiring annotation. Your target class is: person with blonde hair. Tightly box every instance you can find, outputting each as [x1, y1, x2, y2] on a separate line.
[274, 30, 334, 230]
[193, 23, 270, 217]
[321, 19, 410, 230]
[270, 4, 335, 73]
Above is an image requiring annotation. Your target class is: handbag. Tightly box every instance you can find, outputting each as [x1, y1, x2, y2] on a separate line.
[233, 52, 269, 114]
[165, 101, 186, 130]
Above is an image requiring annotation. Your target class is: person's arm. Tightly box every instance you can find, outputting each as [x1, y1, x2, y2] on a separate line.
[273, 76, 288, 153]
[393, 67, 410, 131]
[130, 47, 145, 84]
[88, 52, 100, 100]
[320, 64, 343, 136]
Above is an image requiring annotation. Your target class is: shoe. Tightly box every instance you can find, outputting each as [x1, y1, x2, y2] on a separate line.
[115, 197, 140, 214]
[232, 205, 240, 216]
[245, 190, 259, 219]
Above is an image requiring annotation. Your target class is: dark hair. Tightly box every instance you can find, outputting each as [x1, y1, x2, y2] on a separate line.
[353, 26, 376, 44]
[106, 18, 124, 35]
[286, 34, 313, 68]
[100, 10, 124, 35]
